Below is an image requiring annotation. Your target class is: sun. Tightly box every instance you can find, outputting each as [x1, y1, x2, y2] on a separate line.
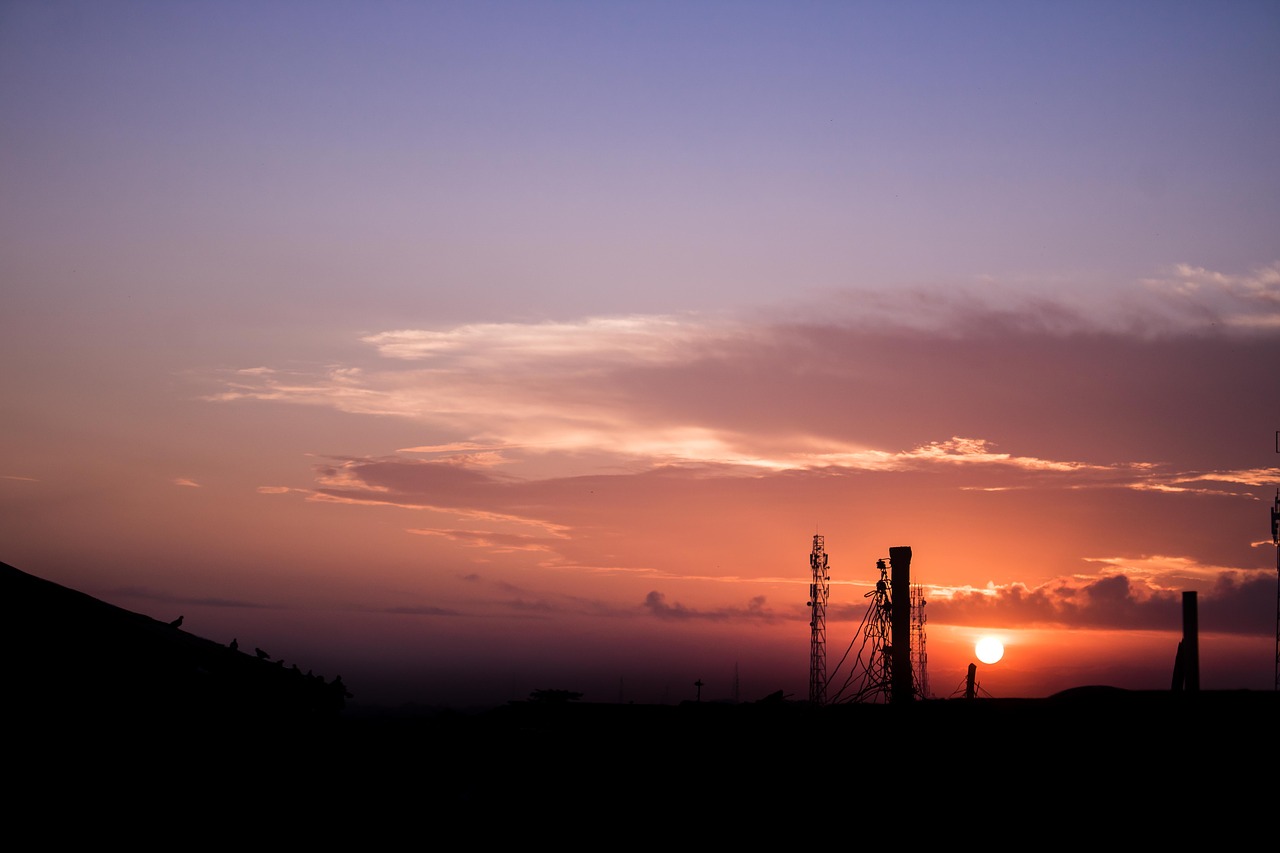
[975, 636, 1004, 665]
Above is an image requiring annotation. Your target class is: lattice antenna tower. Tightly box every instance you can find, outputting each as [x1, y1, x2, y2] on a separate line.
[807, 534, 831, 705]
[911, 583, 929, 700]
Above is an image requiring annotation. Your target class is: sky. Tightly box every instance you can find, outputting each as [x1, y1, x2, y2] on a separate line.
[2, 1, 1278, 710]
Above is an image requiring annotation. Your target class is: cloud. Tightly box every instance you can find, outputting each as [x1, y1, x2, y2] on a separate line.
[1140, 262, 1280, 330]
[1165, 469, 1280, 490]
[257, 485, 310, 495]
[406, 527, 565, 554]
[195, 275, 1280, 632]
[384, 605, 462, 616]
[361, 315, 715, 365]
[202, 273, 1280, 489]
[643, 590, 780, 623]
[924, 570, 1274, 636]
[252, 442, 1278, 610]
[173, 478, 200, 488]
[399, 442, 521, 460]
[481, 578, 637, 620]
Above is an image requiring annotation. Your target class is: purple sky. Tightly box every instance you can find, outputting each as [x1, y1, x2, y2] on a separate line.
[2, 2, 1278, 709]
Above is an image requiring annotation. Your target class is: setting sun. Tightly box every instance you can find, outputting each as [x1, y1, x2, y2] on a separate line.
[975, 636, 1005, 665]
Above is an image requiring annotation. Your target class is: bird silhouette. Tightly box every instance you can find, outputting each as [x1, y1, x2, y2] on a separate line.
[168, 615, 183, 628]
[229, 638, 238, 651]
[255, 647, 269, 660]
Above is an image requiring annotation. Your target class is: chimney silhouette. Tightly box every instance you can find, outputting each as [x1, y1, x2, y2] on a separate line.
[1172, 590, 1200, 692]
[890, 546, 913, 704]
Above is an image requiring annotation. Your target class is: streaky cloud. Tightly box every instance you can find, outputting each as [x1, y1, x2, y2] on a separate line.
[406, 527, 563, 554]
[384, 605, 461, 616]
[643, 590, 780, 623]
[362, 315, 721, 365]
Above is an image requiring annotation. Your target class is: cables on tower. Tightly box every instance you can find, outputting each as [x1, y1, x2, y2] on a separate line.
[826, 549, 929, 704]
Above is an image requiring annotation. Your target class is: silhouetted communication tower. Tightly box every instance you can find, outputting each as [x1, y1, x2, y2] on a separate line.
[826, 546, 928, 704]
[807, 534, 831, 705]
[911, 581, 928, 701]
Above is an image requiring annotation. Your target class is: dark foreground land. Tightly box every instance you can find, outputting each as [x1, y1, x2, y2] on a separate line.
[5, 560, 1276, 837]
[12, 688, 1277, 841]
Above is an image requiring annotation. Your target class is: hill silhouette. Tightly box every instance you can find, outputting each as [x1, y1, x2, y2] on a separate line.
[0, 560, 347, 724]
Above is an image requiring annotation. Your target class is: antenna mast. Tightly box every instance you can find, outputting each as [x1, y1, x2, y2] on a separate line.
[911, 582, 928, 700]
[808, 534, 830, 705]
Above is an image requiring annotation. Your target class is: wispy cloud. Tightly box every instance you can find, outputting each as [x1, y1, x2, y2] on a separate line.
[487, 579, 639, 620]
[406, 527, 565, 554]
[384, 605, 462, 616]
[362, 315, 716, 365]
[643, 590, 780, 623]
[1140, 262, 1280, 330]
[203, 271, 1279, 484]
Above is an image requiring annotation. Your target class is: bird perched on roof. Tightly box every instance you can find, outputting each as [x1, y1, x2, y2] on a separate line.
[229, 638, 238, 651]
[169, 615, 184, 628]
[255, 647, 269, 660]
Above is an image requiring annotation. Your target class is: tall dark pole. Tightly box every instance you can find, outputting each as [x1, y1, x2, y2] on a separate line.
[1181, 591, 1199, 693]
[889, 546, 913, 704]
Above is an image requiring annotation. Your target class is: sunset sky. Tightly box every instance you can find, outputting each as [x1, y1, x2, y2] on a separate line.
[3, 1, 1278, 709]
